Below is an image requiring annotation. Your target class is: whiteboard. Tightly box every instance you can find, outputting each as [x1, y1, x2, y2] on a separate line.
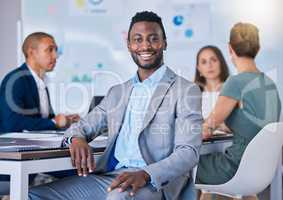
[21, 0, 283, 115]
[21, 0, 212, 114]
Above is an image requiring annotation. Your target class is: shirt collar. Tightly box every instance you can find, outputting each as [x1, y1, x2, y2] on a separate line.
[132, 65, 167, 86]
[27, 64, 47, 89]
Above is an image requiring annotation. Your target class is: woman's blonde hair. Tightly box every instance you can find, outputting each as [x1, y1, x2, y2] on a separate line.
[229, 22, 260, 58]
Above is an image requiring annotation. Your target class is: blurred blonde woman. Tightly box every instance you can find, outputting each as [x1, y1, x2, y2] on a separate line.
[196, 23, 281, 200]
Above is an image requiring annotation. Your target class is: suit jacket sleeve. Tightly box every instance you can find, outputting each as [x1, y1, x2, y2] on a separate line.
[143, 83, 203, 190]
[0, 75, 56, 132]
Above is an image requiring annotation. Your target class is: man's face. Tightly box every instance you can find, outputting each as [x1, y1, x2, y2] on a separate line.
[127, 21, 167, 70]
[30, 37, 58, 73]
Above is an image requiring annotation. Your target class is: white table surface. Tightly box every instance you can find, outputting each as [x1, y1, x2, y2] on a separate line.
[0, 139, 281, 200]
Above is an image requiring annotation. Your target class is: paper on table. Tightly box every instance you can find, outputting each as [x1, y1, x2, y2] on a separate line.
[213, 130, 229, 135]
[0, 137, 64, 152]
[0, 132, 64, 146]
[23, 130, 65, 134]
[93, 136, 108, 141]
[0, 133, 108, 152]
[89, 136, 108, 149]
[0, 145, 40, 149]
[0, 132, 63, 139]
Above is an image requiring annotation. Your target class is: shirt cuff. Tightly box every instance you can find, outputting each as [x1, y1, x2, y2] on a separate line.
[142, 168, 159, 190]
[51, 119, 57, 126]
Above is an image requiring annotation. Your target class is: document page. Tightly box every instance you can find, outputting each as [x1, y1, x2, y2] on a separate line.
[0, 133, 65, 152]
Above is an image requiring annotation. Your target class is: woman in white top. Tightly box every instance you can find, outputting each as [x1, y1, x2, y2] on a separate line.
[194, 45, 231, 200]
[194, 45, 230, 122]
[194, 46, 230, 200]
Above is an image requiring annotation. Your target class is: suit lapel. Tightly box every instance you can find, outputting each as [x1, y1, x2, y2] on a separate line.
[22, 64, 41, 113]
[140, 68, 176, 132]
[45, 87, 55, 118]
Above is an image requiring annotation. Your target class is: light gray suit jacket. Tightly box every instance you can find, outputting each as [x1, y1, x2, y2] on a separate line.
[65, 67, 203, 200]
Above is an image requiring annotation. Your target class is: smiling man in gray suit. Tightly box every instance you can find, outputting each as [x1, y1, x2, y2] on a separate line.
[29, 11, 203, 200]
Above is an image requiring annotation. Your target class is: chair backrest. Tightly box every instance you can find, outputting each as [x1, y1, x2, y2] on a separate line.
[195, 122, 283, 197]
[88, 96, 104, 113]
[224, 122, 283, 195]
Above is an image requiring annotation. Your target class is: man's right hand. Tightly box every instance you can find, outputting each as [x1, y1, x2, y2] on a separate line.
[54, 114, 80, 129]
[54, 114, 68, 129]
[69, 137, 96, 176]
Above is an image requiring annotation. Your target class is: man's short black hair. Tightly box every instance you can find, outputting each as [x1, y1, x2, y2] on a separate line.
[22, 32, 54, 59]
[128, 11, 167, 41]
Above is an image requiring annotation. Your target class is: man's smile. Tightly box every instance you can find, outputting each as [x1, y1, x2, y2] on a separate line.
[137, 52, 156, 61]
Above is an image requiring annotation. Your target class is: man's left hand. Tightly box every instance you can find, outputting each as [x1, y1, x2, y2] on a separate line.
[108, 170, 150, 196]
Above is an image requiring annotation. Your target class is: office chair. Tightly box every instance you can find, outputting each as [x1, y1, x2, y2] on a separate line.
[88, 96, 104, 113]
[195, 122, 283, 199]
[88, 96, 108, 137]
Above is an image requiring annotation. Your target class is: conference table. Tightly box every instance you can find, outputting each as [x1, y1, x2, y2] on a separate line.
[0, 134, 281, 200]
[0, 148, 103, 200]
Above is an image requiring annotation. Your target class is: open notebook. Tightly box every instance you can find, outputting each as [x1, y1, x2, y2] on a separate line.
[0, 133, 108, 152]
[0, 133, 64, 152]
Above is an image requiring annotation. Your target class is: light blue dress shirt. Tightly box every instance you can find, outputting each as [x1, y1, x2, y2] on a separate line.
[114, 65, 167, 169]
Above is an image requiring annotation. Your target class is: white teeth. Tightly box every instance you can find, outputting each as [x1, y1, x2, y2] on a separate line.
[139, 53, 153, 58]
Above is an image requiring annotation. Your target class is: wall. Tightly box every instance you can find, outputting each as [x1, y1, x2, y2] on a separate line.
[0, 0, 282, 115]
[0, 0, 21, 81]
